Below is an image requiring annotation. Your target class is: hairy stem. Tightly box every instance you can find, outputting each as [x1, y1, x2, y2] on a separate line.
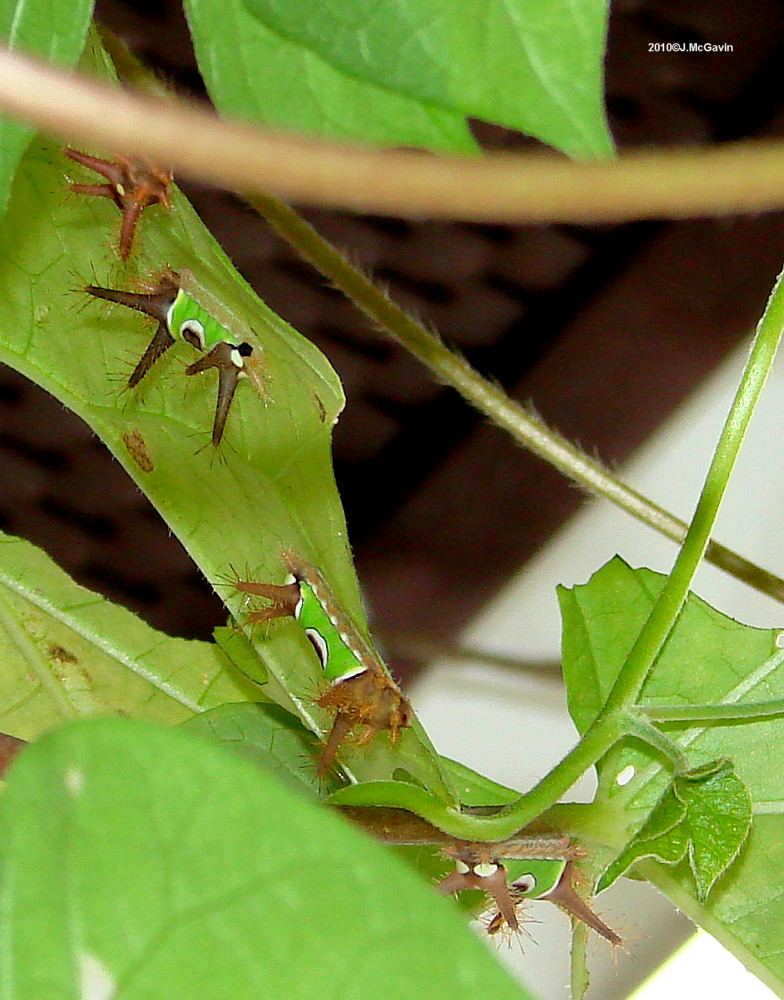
[622, 712, 690, 771]
[247, 191, 784, 606]
[490, 714, 627, 834]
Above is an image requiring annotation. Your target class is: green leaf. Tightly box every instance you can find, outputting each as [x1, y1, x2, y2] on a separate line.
[675, 760, 752, 901]
[597, 761, 752, 898]
[233, 0, 613, 158]
[0, 528, 257, 737]
[0, 0, 93, 217]
[559, 558, 780, 772]
[181, 700, 344, 796]
[0, 717, 534, 1000]
[598, 786, 688, 891]
[559, 557, 784, 991]
[0, 35, 455, 802]
[213, 625, 269, 685]
[183, 0, 477, 153]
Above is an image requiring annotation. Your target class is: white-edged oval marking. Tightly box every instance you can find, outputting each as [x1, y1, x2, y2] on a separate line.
[332, 664, 367, 685]
[474, 862, 498, 878]
[514, 873, 537, 894]
[180, 318, 206, 350]
[305, 628, 329, 668]
[616, 764, 636, 786]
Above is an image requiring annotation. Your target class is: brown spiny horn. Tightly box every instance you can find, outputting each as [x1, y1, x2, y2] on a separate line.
[541, 861, 621, 946]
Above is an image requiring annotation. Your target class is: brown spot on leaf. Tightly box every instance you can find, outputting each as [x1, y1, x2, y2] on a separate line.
[123, 430, 154, 472]
[47, 643, 78, 664]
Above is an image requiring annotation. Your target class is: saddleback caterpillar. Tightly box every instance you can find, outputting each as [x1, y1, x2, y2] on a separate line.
[234, 551, 412, 776]
[85, 268, 264, 445]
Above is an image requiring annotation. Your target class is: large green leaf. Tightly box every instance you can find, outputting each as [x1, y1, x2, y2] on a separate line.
[0, 34, 454, 801]
[183, 0, 477, 153]
[559, 557, 784, 993]
[0, 0, 93, 217]
[0, 529, 260, 739]
[181, 700, 344, 796]
[232, 0, 613, 158]
[0, 717, 534, 1000]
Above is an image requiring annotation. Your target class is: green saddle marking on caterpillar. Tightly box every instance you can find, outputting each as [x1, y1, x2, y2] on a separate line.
[234, 551, 411, 776]
[85, 268, 266, 445]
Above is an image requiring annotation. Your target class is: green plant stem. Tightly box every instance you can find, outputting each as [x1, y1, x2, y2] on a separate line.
[489, 714, 627, 834]
[246, 190, 784, 606]
[641, 699, 784, 722]
[467, 263, 784, 835]
[622, 712, 690, 771]
[329, 714, 624, 839]
[570, 923, 590, 1000]
[603, 265, 784, 712]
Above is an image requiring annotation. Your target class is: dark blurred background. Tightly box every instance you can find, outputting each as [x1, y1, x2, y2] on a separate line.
[3, 0, 784, 684]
